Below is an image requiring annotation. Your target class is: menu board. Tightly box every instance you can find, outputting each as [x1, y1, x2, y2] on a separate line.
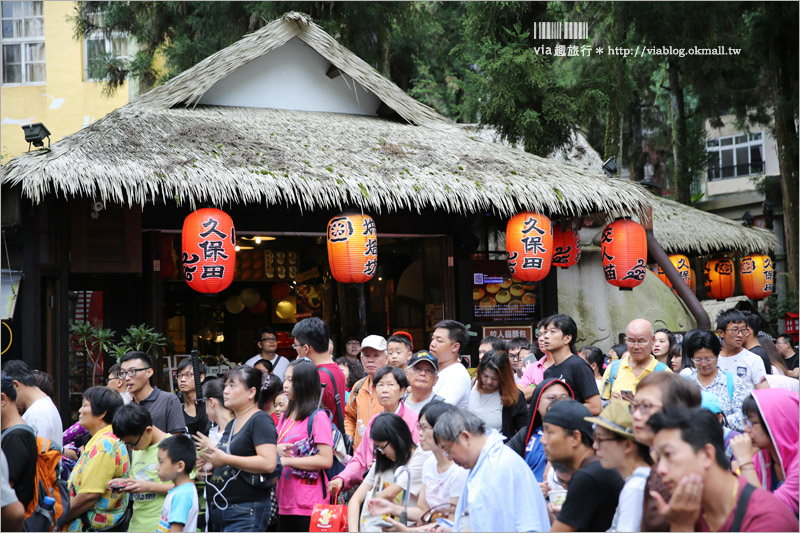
[472, 264, 538, 322]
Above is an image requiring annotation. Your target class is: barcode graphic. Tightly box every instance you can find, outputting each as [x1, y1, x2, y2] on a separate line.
[533, 22, 588, 40]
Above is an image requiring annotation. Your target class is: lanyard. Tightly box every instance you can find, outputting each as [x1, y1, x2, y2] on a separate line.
[277, 416, 298, 443]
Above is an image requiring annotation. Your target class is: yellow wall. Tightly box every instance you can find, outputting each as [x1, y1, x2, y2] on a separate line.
[1, 1, 129, 162]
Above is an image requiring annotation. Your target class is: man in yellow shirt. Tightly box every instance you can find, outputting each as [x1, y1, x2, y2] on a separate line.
[601, 319, 671, 400]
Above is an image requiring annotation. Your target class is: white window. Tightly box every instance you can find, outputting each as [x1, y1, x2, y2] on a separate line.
[1, 1, 45, 85]
[706, 132, 764, 180]
[82, 10, 128, 81]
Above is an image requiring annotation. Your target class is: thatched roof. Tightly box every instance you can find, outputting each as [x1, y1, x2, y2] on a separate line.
[650, 195, 777, 254]
[1, 12, 650, 218]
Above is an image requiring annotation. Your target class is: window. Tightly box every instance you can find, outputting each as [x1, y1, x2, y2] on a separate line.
[83, 11, 128, 81]
[1, 1, 45, 84]
[706, 131, 764, 180]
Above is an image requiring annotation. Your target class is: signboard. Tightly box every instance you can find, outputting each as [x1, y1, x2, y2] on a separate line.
[472, 261, 538, 323]
[481, 325, 534, 342]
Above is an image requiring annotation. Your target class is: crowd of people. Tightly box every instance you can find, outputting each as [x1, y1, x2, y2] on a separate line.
[1, 310, 798, 532]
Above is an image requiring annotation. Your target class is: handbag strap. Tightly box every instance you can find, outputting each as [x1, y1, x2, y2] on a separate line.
[730, 482, 754, 532]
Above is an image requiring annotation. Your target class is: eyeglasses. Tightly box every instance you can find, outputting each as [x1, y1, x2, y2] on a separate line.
[626, 338, 650, 347]
[107, 376, 120, 384]
[593, 435, 619, 444]
[692, 357, 716, 365]
[292, 343, 307, 351]
[543, 394, 569, 403]
[744, 418, 761, 429]
[725, 328, 750, 336]
[508, 352, 522, 361]
[346, 341, 361, 346]
[374, 442, 389, 455]
[124, 433, 143, 449]
[118, 367, 151, 379]
[176, 371, 194, 381]
[418, 423, 432, 432]
[410, 365, 436, 375]
[628, 402, 662, 416]
[260, 337, 277, 343]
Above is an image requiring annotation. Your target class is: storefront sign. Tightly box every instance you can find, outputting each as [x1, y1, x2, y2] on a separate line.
[481, 325, 533, 342]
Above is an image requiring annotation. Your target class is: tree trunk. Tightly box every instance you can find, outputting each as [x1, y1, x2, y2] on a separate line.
[669, 59, 689, 204]
[767, 4, 799, 295]
[604, 107, 621, 164]
[630, 101, 644, 181]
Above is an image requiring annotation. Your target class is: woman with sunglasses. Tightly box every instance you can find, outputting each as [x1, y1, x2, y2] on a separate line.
[275, 359, 334, 532]
[367, 401, 467, 529]
[329, 366, 419, 496]
[682, 329, 748, 432]
[195, 366, 278, 532]
[469, 350, 527, 441]
[348, 412, 426, 532]
[731, 389, 799, 516]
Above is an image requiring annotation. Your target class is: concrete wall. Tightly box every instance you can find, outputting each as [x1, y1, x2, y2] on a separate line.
[199, 37, 381, 115]
[557, 249, 697, 352]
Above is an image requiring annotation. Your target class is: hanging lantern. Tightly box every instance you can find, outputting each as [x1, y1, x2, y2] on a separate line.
[327, 214, 377, 283]
[551, 226, 581, 268]
[601, 218, 647, 290]
[182, 208, 236, 293]
[704, 258, 735, 301]
[505, 212, 553, 282]
[740, 254, 775, 300]
[653, 264, 672, 288]
[669, 255, 692, 287]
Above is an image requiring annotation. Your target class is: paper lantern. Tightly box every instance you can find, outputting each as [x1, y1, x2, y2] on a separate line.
[271, 282, 291, 300]
[240, 288, 260, 307]
[506, 212, 553, 282]
[551, 226, 582, 268]
[248, 298, 267, 314]
[669, 255, 692, 287]
[225, 295, 244, 314]
[740, 254, 775, 300]
[182, 208, 236, 293]
[653, 264, 672, 288]
[704, 258, 735, 301]
[327, 214, 377, 283]
[601, 218, 647, 290]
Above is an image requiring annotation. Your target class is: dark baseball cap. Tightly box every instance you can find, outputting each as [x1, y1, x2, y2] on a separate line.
[543, 399, 593, 442]
[408, 351, 439, 373]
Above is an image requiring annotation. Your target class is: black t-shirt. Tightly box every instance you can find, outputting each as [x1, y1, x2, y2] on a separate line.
[183, 402, 210, 437]
[542, 354, 600, 404]
[784, 351, 799, 371]
[749, 345, 772, 375]
[209, 411, 277, 504]
[1, 424, 38, 508]
[557, 457, 625, 532]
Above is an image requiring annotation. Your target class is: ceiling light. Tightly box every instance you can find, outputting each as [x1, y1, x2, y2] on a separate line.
[255, 237, 261, 244]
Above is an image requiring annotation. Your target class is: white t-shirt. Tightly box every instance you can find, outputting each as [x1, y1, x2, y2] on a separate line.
[421, 455, 468, 510]
[22, 396, 62, 445]
[360, 446, 429, 531]
[609, 466, 650, 532]
[468, 385, 502, 431]
[716, 348, 766, 392]
[244, 353, 290, 380]
[432, 363, 472, 411]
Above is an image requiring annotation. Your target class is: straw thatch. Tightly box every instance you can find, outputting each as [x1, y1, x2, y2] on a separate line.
[1, 12, 651, 218]
[650, 195, 777, 254]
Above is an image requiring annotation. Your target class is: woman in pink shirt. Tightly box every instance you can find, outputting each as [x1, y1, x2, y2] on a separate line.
[328, 366, 419, 493]
[276, 359, 334, 532]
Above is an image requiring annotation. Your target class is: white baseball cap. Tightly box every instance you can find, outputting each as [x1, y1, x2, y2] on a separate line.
[360, 335, 387, 352]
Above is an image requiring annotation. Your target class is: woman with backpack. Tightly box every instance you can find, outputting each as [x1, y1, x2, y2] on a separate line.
[275, 359, 334, 532]
[194, 366, 278, 532]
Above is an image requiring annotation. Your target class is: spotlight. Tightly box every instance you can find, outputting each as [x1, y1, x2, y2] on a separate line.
[637, 176, 661, 193]
[602, 156, 617, 178]
[741, 211, 754, 227]
[255, 237, 261, 244]
[22, 122, 51, 150]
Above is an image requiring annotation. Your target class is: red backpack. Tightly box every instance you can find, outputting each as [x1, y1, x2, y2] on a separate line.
[2, 424, 70, 531]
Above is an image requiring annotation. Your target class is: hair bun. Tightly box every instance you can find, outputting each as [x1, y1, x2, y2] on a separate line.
[261, 372, 271, 391]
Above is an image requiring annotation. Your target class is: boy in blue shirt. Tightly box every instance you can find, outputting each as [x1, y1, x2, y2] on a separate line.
[156, 435, 198, 532]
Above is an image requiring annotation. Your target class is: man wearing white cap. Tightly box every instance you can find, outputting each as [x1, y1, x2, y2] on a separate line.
[344, 335, 389, 450]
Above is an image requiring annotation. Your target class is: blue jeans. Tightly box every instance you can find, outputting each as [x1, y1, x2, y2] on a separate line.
[209, 499, 271, 532]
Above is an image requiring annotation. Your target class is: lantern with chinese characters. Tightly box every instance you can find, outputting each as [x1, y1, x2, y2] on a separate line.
[653, 264, 672, 288]
[601, 218, 647, 290]
[327, 214, 377, 283]
[551, 226, 581, 268]
[740, 253, 774, 300]
[506, 212, 553, 282]
[704, 258, 735, 301]
[182, 208, 236, 293]
[669, 255, 692, 287]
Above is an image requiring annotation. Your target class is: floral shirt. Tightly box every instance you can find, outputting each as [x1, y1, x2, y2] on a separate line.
[687, 369, 749, 432]
[67, 425, 130, 531]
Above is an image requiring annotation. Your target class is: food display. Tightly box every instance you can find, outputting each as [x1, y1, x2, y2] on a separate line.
[473, 273, 537, 321]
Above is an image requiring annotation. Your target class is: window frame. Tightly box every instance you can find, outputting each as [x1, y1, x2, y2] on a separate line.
[1, 0, 46, 86]
[706, 131, 765, 181]
[82, 30, 128, 82]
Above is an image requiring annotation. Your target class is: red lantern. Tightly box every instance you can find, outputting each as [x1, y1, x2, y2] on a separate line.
[552, 226, 581, 268]
[506, 212, 553, 282]
[740, 254, 775, 300]
[327, 214, 377, 283]
[704, 258, 735, 301]
[182, 208, 236, 293]
[669, 255, 692, 287]
[653, 264, 672, 288]
[601, 218, 647, 290]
